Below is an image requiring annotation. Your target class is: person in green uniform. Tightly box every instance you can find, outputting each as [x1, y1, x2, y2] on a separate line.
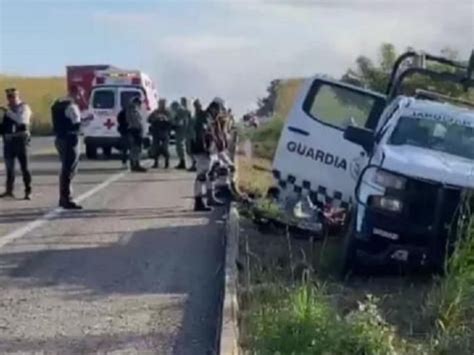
[172, 99, 189, 169]
[185, 98, 197, 172]
[148, 99, 172, 168]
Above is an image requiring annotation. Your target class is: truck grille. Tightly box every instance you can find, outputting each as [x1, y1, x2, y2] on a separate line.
[405, 179, 463, 231]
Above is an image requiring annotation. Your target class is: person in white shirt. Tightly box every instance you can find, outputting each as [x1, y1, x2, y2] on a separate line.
[0, 88, 33, 199]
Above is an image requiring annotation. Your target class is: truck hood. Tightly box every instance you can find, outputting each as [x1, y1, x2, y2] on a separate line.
[381, 145, 474, 189]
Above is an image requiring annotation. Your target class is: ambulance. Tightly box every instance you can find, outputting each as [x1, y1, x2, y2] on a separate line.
[82, 69, 158, 159]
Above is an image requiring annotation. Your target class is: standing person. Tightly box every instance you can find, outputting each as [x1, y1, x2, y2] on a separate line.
[125, 97, 147, 172]
[51, 90, 83, 209]
[172, 99, 189, 169]
[209, 99, 238, 201]
[191, 100, 224, 211]
[117, 103, 129, 169]
[185, 98, 197, 172]
[0, 88, 32, 200]
[148, 99, 172, 168]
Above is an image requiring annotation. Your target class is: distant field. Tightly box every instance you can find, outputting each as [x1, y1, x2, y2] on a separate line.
[273, 78, 304, 120]
[0, 75, 65, 135]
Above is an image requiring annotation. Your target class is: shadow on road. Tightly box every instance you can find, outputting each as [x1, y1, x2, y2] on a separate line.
[0, 214, 225, 354]
[0, 207, 203, 224]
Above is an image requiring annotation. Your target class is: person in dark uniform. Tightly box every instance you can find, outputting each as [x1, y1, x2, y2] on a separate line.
[148, 99, 172, 168]
[51, 90, 83, 209]
[125, 97, 147, 172]
[117, 103, 129, 169]
[0, 88, 33, 200]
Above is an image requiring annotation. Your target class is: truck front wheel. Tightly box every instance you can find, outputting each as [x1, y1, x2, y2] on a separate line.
[85, 144, 98, 160]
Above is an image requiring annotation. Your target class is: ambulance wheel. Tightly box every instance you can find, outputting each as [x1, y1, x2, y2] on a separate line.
[85, 144, 97, 160]
[340, 209, 358, 279]
[102, 146, 112, 159]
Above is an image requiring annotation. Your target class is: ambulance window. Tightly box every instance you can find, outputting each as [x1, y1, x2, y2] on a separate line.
[304, 83, 378, 130]
[120, 90, 142, 109]
[92, 90, 115, 109]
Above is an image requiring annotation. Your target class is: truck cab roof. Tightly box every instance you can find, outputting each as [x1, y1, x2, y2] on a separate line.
[392, 96, 474, 128]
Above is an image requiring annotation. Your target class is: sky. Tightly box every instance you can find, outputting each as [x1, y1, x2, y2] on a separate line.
[0, 0, 473, 114]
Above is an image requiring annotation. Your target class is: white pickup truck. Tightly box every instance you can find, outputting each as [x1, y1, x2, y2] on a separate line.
[272, 51, 474, 273]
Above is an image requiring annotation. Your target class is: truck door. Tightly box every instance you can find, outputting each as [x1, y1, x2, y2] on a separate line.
[272, 78, 386, 208]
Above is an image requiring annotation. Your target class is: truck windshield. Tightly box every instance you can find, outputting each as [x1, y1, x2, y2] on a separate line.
[389, 116, 474, 160]
[92, 90, 115, 109]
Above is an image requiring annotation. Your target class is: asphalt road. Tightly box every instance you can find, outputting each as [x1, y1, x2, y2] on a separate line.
[0, 138, 225, 354]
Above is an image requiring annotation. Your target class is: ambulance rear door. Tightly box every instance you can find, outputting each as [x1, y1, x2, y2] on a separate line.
[86, 87, 119, 138]
[272, 77, 386, 208]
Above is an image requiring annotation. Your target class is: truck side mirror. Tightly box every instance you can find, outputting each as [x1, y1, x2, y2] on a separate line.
[344, 125, 374, 154]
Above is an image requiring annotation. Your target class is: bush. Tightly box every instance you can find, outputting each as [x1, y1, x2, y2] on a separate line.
[428, 196, 474, 354]
[249, 117, 285, 160]
[249, 284, 404, 355]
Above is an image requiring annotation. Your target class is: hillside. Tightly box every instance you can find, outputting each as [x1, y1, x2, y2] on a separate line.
[0, 75, 66, 134]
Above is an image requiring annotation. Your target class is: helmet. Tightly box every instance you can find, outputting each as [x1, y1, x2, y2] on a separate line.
[212, 97, 225, 108]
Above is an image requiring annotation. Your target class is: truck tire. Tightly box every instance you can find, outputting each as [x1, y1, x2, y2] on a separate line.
[102, 146, 112, 159]
[85, 144, 97, 160]
[340, 209, 358, 279]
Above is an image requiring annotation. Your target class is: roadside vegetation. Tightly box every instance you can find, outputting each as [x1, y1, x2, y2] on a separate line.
[236, 43, 474, 354]
[237, 141, 474, 354]
[0, 75, 65, 135]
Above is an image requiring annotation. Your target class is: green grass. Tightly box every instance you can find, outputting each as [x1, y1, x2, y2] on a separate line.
[248, 117, 285, 160]
[248, 284, 411, 355]
[427, 196, 474, 353]
[0, 75, 66, 135]
[242, 206, 474, 355]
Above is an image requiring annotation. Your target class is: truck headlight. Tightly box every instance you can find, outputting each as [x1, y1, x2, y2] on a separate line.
[374, 170, 406, 190]
[371, 196, 403, 213]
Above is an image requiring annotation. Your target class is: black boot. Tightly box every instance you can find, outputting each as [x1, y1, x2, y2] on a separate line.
[165, 158, 169, 169]
[24, 188, 32, 200]
[152, 159, 159, 169]
[194, 197, 212, 211]
[0, 191, 14, 198]
[59, 200, 83, 210]
[131, 163, 148, 172]
[187, 162, 197, 172]
[175, 160, 186, 170]
[207, 189, 225, 206]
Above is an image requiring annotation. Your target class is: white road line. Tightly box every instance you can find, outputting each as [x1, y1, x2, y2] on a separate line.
[0, 170, 127, 249]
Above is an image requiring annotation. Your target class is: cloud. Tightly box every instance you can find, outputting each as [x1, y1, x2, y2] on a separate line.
[160, 34, 258, 54]
[95, 1, 474, 115]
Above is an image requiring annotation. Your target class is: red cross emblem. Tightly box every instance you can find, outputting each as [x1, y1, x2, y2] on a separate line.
[104, 118, 115, 130]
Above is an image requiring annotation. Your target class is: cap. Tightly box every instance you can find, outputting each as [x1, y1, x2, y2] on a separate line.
[5, 88, 18, 95]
